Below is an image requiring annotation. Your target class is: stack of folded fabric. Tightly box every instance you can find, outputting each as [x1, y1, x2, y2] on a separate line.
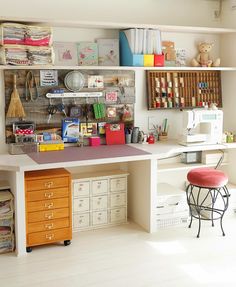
[0, 23, 54, 65]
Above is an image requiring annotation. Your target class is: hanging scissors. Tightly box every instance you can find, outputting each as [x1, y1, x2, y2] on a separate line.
[25, 70, 39, 102]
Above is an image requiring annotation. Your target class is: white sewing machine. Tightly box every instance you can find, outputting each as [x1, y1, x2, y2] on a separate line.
[179, 109, 223, 146]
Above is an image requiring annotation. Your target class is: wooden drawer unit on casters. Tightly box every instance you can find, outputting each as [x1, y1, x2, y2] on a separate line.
[25, 168, 72, 253]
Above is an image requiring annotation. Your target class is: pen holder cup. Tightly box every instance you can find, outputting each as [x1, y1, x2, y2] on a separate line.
[159, 133, 168, 141]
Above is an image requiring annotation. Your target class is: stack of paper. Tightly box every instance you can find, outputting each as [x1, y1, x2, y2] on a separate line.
[123, 28, 162, 55]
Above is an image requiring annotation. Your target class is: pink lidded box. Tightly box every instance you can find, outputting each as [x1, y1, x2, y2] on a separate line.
[89, 136, 101, 146]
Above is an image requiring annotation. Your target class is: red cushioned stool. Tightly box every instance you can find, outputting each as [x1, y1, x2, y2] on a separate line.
[186, 167, 229, 238]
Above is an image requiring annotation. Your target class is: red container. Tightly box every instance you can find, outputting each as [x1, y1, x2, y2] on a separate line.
[154, 54, 165, 67]
[89, 136, 101, 146]
[105, 123, 125, 145]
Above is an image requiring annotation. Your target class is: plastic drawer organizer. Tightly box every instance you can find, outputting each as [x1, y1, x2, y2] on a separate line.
[0, 185, 14, 254]
[155, 183, 189, 229]
[72, 170, 129, 231]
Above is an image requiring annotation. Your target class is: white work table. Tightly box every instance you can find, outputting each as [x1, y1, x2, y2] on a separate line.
[1, 140, 235, 256]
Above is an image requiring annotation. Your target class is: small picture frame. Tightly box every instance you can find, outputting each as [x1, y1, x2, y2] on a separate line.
[53, 42, 78, 66]
[88, 75, 104, 88]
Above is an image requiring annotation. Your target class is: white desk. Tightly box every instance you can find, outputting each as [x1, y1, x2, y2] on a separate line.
[0, 141, 235, 256]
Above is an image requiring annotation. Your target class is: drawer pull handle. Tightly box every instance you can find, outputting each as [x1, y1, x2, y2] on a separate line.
[44, 192, 54, 198]
[45, 223, 54, 230]
[45, 202, 54, 209]
[45, 213, 54, 219]
[45, 234, 54, 240]
[45, 181, 54, 188]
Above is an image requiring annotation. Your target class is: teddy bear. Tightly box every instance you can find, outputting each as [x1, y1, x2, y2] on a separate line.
[191, 42, 220, 67]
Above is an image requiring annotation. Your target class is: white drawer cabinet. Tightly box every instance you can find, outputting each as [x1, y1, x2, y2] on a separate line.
[92, 210, 108, 225]
[110, 193, 126, 208]
[73, 197, 90, 213]
[110, 177, 127, 192]
[92, 195, 108, 210]
[73, 213, 90, 229]
[110, 207, 126, 223]
[73, 181, 90, 197]
[72, 170, 128, 232]
[92, 179, 108, 195]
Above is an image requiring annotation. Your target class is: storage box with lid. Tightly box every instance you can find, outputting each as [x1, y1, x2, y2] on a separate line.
[155, 183, 189, 229]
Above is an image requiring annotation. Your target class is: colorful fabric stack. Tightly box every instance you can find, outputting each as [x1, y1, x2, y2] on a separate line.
[0, 22, 53, 65]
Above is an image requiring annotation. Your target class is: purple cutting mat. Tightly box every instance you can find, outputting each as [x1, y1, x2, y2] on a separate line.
[27, 145, 151, 164]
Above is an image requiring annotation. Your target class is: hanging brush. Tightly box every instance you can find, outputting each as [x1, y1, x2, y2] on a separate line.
[6, 74, 26, 118]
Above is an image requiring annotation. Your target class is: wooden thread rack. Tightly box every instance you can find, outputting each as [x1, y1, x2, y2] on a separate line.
[146, 70, 222, 110]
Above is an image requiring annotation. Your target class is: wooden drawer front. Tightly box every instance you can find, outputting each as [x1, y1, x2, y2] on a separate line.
[91, 195, 108, 210]
[27, 227, 71, 246]
[26, 177, 69, 191]
[110, 193, 126, 208]
[73, 213, 90, 229]
[27, 187, 69, 202]
[28, 218, 70, 233]
[27, 198, 69, 212]
[110, 177, 127, 192]
[28, 208, 69, 223]
[110, 207, 126, 223]
[92, 210, 108, 225]
[73, 197, 90, 213]
[92, 179, 108, 196]
[73, 181, 90, 197]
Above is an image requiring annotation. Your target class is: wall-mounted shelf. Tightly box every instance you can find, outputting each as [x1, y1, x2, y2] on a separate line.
[1, 65, 236, 71]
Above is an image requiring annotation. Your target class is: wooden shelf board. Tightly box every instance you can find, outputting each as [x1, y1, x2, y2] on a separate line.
[1, 66, 236, 71]
[0, 16, 235, 34]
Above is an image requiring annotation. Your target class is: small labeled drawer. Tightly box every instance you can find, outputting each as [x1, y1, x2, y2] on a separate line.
[110, 177, 127, 192]
[26, 177, 69, 191]
[73, 181, 90, 197]
[92, 210, 108, 225]
[110, 193, 126, 208]
[27, 227, 71, 246]
[28, 218, 70, 233]
[27, 208, 69, 223]
[27, 187, 69, 201]
[73, 213, 90, 229]
[110, 207, 126, 223]
[92, 179, 108, 195]
[73, 197, 90, 213]
[27, 198, 69, 212]
[91, 195, 108, 210]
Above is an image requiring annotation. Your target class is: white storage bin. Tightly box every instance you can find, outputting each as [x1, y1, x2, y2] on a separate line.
[110, 192, 126, 208]
[92, 179, 108, 196]
[92, 210, 108, 225]
[73, 197, 90, 213]
[156, 211, 189, 229]
[91, 195, 108, 210]
[109, 207, 126, 223]
[73, 213, 90, 229]
[110, 177, 126, 192]
[73, 181, 90, 197]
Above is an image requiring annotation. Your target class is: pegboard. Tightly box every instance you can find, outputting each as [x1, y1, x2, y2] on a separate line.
[146, 70, 222, 110]
[5, 69, 135, 143]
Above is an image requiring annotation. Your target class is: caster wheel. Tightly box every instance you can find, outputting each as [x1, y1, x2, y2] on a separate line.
[64, 240, 71, 246]
[26, 247, 32, 253]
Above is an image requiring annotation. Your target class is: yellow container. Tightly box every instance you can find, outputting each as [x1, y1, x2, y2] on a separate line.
[39, 143, 64, 152]
[144, 54, 154, 67]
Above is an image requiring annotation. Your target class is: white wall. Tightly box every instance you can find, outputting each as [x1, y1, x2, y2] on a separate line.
[0, 0, 221, 28]
[222, 0, 236, 28]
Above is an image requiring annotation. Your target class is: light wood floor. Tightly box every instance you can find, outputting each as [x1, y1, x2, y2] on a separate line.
[1, 217, 236, 287]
